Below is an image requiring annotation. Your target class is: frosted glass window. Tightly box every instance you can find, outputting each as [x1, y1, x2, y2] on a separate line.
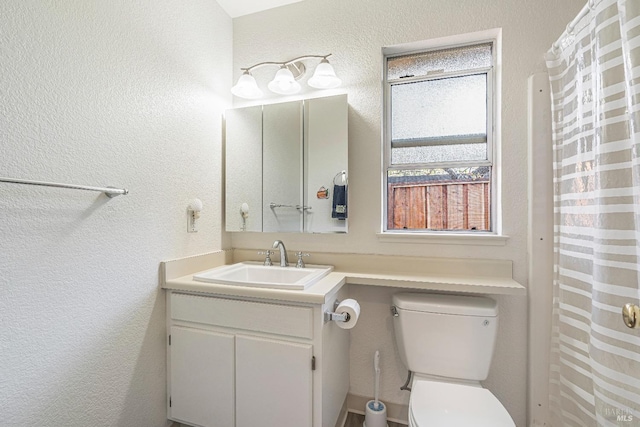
[392, 143, 487, 164]
[391, 74, 487, 144]
[388, 43, 492, 80]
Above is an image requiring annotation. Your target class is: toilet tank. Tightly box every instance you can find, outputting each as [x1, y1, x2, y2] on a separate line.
[392, 293, 498, 381]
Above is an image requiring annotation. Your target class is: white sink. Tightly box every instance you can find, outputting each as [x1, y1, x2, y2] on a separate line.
[193, 262, 334, 290]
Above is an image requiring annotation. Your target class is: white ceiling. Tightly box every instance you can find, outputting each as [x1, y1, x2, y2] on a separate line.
[216, 0, 305, 18]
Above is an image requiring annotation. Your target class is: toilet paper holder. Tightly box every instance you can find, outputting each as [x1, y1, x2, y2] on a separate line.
[324, 300, 350, 323]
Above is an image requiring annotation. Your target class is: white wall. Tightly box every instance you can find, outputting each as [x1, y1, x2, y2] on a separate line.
[230, 1, 584, 425]
[0, 1, 231, 426]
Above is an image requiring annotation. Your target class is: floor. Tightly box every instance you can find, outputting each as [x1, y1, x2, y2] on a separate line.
[344, 412, 406, 427]
[173, 412, 407, 427]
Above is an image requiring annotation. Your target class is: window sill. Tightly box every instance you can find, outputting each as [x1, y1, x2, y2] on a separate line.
[376, 232, 509, 246]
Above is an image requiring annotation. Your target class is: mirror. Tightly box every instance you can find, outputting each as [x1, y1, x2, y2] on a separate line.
[263, 101, 304, 232]
[225, 105, 262, 232]
[225, 94, 348, 233]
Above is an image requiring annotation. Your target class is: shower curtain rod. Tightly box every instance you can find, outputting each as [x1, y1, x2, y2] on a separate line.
[0, 176, 128, 198]
[551, 0, 595, 52]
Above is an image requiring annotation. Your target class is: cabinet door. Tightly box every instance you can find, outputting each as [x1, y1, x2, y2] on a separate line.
[236, 335, 312, 427]
[304, 94, 348, 233]
[169, 326, 234, 427]
[262, 100, 304, 233]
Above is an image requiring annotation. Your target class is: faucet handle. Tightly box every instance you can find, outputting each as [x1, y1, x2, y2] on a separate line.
[258, 250, 274, 266]
[294, 252, 310, 268]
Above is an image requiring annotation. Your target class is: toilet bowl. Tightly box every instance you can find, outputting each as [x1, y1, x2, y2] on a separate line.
[391, 293, 515, 427]
[408, 379, 515, 427]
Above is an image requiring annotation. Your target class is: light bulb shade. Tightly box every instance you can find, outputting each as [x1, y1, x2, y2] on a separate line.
[231, 73, 263, 99]
[308, 60, 342, 89]
[268, 67, 301, 95]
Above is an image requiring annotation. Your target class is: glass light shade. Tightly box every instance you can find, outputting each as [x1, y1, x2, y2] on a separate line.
[231, 72, 263, 99]
[308, 60, 341, 89]
[268, 67, 301, 95]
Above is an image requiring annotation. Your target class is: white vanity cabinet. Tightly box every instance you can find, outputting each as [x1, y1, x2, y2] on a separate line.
[166, 290, 349, 427]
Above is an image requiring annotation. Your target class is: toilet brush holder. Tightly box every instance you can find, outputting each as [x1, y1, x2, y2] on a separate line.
[363, 400, 388, 427]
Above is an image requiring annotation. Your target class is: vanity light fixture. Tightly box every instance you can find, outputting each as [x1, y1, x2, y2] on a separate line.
[268, 66, 302, 95]
[231, 54, 341, 99]
[307, 57, 342, 89]
[230, 72, 263, 99]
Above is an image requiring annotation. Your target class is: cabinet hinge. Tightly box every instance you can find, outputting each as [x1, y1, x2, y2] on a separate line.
[169, 397, 172, 407]
[311, 356, 316, 371]
[169, 335, 171, 345]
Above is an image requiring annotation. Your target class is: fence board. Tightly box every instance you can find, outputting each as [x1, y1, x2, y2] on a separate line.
[426, 185, 445, 229]
[408, 186, 426, 228]
[446, 184, 464, 229]
[467, 183, 485, 230]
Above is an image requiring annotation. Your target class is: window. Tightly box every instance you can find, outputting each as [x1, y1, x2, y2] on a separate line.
[383, 39, 497, 233]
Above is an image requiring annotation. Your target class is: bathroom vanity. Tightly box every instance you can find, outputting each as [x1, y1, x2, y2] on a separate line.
[162, 250, 525, 427]
[164, 261, 350, 427]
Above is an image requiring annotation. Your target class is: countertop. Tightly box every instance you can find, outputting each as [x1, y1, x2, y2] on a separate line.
[161, 250, 526, 305]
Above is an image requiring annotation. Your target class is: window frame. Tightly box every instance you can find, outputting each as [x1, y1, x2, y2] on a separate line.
[382, 33, 500, 235]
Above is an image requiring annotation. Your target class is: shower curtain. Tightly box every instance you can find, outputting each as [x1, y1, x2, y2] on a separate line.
[546, 0, 640, 425]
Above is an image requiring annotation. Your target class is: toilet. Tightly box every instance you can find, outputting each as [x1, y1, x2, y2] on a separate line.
[391, 293, 515, 427]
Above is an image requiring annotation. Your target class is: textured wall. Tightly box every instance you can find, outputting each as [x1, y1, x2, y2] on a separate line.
[230, 1, 584, 426]
[0, 1, 231, 426]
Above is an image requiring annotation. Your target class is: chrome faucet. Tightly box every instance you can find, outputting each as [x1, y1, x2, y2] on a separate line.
[272, 240, 289, 267]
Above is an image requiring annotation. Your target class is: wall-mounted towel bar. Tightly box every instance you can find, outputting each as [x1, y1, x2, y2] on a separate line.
[0, 177, 128, 198]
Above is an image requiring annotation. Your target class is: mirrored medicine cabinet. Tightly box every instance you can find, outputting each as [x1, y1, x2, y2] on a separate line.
[225, 94, 348, 234]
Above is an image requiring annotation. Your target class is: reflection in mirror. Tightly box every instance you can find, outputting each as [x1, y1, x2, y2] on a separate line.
[263, 101, 303, 232]
[224, 94, 348, 233]
[225, 106, 262, 232]
[304, 95, 348, 233]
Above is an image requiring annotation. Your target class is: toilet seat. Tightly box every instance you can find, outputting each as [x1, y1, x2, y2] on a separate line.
[408, 380, 515, 427]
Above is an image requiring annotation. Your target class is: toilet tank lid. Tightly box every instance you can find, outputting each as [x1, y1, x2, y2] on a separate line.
[392, 293, 497, 316]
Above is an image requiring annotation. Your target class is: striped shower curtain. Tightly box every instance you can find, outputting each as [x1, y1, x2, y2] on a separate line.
[546, 0, 640, 425]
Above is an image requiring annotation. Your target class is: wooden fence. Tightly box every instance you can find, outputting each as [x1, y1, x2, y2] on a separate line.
[388, 181, 490, 231]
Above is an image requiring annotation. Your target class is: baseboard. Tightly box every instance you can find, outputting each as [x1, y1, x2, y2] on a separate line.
[347, 393, 409, 425]
[336, 397, 349, 427]
[172, 399, 350, 427]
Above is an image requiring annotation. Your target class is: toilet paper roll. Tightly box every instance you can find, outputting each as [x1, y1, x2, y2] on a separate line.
[335, 299, 360, 329]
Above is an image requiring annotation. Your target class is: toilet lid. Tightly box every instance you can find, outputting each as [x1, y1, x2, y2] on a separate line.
[409, 380, 515, 427]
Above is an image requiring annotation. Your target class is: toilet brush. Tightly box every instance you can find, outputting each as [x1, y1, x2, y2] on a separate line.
[364, 350, 388, 427]
[374, 351, 380, 410]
